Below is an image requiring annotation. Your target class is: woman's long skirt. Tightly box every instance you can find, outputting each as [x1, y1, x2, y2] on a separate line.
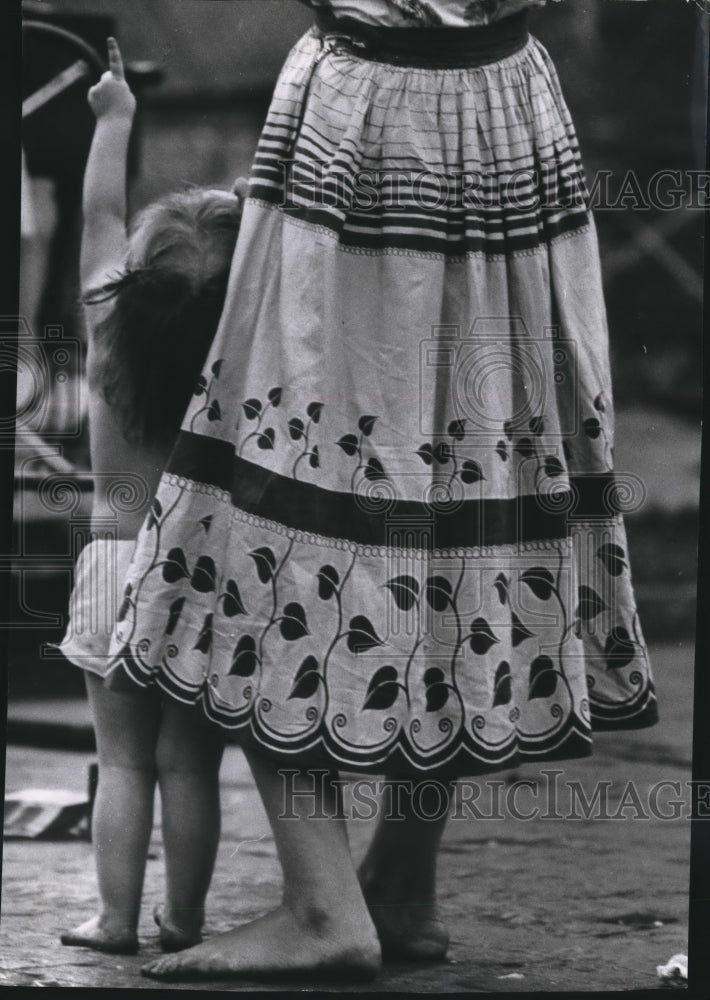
[108, 28, 657, 776]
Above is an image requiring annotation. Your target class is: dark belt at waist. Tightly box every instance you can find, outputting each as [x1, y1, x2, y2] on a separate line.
[313, 9, 530, 69]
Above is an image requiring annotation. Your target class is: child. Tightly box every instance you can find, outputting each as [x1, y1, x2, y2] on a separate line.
[58, 38, 244, 956]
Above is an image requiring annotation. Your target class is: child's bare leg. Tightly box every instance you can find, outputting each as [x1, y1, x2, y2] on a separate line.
[61, 673, 160, 953]
[141, 753, 380, 981]
[154, 700, 224, 952]
[358, 777, 452, 961]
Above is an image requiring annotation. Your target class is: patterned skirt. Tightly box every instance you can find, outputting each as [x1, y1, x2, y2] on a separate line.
[108, 27, 657, 776]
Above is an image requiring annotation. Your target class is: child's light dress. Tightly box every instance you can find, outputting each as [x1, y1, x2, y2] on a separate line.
[60, 539, 136, 675]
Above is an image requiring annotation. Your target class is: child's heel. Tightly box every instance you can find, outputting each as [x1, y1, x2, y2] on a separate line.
[153, 904, 203, 953]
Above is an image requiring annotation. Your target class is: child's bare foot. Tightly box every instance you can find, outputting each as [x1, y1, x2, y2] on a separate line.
[359, 873, 449, 962]
[153, 903, 203, 952]
[60, 914, 139, 955]
[141, 902, 381, 981]
[357, 779, 453, 962]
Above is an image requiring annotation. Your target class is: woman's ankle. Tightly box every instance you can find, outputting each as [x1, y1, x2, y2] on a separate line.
[282, 887, 379, 944]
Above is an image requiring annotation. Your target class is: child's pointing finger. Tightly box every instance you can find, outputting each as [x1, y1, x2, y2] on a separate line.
[107, 37, 125, 80]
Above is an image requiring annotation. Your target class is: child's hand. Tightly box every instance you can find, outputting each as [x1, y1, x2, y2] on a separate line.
[88, 38, 136, 121]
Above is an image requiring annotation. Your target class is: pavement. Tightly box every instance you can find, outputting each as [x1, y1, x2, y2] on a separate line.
[2, 405, 701, 991]
[0, 639, 695, 993]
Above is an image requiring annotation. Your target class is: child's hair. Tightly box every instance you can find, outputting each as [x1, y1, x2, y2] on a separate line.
[84, 186, 243, 448]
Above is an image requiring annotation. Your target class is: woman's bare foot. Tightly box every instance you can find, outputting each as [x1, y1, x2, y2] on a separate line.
[153, 903, 203, 952]
[141, 902, 381, 982]
[60, 914, 139, 955]
[359, 873, 449, 962]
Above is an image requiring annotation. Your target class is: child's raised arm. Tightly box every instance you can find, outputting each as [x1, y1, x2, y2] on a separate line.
[81, 38, 136, 296]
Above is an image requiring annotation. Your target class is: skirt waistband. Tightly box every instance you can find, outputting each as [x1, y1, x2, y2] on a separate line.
[313, 10, 530, 69]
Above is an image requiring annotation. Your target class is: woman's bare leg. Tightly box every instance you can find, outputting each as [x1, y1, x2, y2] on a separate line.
[358, 777, 452, 961]
[61, 673, 160, 953]
[141, 752, 380, 981]
[154, 700, 224, 951]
